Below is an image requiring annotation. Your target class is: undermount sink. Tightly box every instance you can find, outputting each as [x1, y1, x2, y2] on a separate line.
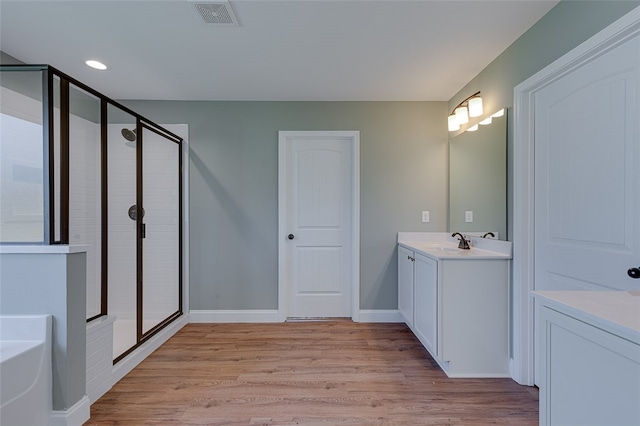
[427, 246, 461, 253]
[412, 243, 460, 252]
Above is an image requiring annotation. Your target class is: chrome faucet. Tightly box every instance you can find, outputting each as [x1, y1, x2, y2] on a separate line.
[482, 232, 495, 239]
[451, 232, 471, 250]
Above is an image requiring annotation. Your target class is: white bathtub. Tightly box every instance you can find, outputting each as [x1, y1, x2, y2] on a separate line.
[0, 315, 52, 426]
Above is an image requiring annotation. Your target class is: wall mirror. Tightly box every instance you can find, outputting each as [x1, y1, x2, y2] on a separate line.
[448, 109, 507, 240]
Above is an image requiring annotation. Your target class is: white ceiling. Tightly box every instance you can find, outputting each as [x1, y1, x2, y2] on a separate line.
[0, 0, 558, 101]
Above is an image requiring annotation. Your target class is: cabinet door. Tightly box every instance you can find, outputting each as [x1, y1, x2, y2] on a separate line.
[398, 246, 415, 327]
[414, 253, 438, 356]
[539, 306, 640, 426]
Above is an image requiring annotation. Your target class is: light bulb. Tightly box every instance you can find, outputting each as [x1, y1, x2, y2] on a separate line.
[448, 115, 460, 131]
[455, 106, 469, 124]
[468, 96, 483, 117]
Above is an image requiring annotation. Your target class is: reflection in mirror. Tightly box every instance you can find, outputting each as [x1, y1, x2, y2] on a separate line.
[448, 109, 507, 240]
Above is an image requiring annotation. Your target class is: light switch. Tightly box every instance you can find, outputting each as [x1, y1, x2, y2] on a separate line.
[421, 211, 430, 223]
[465, 211, 473, 223]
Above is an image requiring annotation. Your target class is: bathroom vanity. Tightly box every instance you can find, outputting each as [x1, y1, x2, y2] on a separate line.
[398, 232, 512, 377]
[534, 291, 640, 426]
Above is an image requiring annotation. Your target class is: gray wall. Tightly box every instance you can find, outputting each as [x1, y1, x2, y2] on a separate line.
[123, 101, 448, 310]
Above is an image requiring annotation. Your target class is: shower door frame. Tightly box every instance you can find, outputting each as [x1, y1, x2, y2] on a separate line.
[0, 65, 185, 363]
[108, 118, 184, 364]
[119, 120, 184, 362]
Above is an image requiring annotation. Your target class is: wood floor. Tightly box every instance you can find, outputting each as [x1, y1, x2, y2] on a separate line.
[85, 321, 538, 425]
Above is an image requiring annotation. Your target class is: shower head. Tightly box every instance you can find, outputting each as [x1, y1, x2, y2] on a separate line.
[121, 128, 136, 142]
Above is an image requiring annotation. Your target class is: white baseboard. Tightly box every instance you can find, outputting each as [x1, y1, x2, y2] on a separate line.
[357, 309, 404, 323]
[190, 310, 280, 323]
[111, 315, 189, 386]
[189, 309, 403, 323]
[50, 395, 90, 426]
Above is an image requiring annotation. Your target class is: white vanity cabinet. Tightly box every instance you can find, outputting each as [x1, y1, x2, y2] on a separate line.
[535, 292, 640, 426]
[397, 240, 510, 378]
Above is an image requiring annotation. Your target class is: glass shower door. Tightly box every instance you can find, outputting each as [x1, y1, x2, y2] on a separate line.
[107, 110, 138, 361]
[140, 125, 181, 335]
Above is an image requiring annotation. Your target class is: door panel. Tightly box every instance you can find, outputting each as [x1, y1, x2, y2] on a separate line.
[141, 126, 181, 334]
[281, 132, 355, 318]
[414, 253, 438, 356]
[533, 34, 640, 384]
[398, 246, 415, 327]
[535, 35, 639, 293]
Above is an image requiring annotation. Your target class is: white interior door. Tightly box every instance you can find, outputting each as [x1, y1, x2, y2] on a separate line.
[533, 32, 640, 384]
[279, 131, 358, 319]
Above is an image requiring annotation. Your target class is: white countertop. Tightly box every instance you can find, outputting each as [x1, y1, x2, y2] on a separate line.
[0, 244, 90, 254]
[398, 232, 512, 260]
[533, 291, 640, 344]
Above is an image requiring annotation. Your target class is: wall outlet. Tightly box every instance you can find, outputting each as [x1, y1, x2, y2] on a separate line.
[421, 211, 430, 223]
[465, 210, 473, 223]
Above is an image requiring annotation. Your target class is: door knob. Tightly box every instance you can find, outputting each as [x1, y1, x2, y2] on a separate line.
[628, 267, 640, 279]
[288, 234, 295, 240]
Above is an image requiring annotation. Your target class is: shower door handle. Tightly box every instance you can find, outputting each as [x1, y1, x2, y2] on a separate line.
[140, 223, 146, 239]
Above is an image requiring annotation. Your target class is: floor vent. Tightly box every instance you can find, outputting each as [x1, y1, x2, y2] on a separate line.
[193, 2, 238, 26]
[285, 317, 352, 323]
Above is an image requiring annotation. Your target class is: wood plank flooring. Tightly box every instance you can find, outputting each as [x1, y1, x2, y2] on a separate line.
[85, 321, 538, 425]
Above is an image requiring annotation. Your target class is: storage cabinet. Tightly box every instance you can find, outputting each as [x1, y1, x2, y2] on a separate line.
[536, 293, 640, 426]
[398, 243, 510, 377]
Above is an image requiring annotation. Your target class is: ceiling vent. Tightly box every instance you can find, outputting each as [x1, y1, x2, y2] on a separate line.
[193, 2, 238, 26]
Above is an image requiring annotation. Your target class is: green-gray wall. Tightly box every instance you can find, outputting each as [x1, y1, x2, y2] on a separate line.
[122, 101, 447, 310]
[124, 1, 639, 313]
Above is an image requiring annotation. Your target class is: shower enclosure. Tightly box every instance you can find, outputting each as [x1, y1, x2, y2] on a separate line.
[0, 65, 184, 363]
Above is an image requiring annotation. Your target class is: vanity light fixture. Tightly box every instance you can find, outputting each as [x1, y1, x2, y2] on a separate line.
[466, 124, 479, 132]
[85, 60, 107, 70]
[447, 91, 483, 131]
[479, 116, 492, 125]
[491, 108, 505, 118]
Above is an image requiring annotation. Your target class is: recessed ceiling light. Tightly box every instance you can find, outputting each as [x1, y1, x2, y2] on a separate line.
[85, 60, 107, 70]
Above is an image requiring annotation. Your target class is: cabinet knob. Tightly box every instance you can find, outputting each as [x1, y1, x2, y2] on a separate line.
[288, 234, 295, 240]
[628, 267, 640, 279]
